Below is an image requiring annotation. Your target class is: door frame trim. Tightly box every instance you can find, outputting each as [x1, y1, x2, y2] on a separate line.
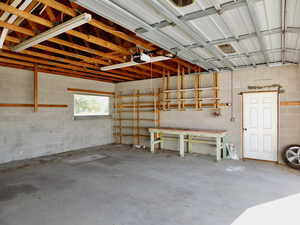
[241, 90, 279, 163]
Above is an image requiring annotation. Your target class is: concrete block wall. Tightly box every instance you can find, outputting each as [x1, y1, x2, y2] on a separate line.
[0, 66, 115, 164]
[116, 65, 300, 162]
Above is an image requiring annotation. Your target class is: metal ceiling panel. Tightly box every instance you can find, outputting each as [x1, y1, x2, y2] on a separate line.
[74, 0, 300, 70]
[192, 47, 214, 59]
[286, 0, 300, 27]
[160, 26, 195, 45]
[111, 0, 165, 25]
[286, 33, 299, 50]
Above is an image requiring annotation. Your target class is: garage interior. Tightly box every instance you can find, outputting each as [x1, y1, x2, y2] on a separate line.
[0, 0, 300, 224]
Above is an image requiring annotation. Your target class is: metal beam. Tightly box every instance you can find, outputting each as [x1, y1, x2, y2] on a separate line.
[74, 0, 216, 70]
[206, 48, 300, 62]
[182, 27, 281, 50]
[143, 0, 255, 31]
[286, 27, 300, 33]
[245, 0, 269, 65]
[151, 0, 235, 70]
[281, 0, 286, 64]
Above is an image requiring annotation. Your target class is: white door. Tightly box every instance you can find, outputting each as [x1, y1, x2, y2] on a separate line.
[243, 92, 278, 161]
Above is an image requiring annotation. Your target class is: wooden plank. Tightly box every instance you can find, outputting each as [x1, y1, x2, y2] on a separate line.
[132, 89, 137, 145]
[117, 93, 159, 98]
[198, 69, 202, 110]
[38, 0, 179, 74]
[13, 0, 40, 27]
[118, 92, 122, 144]
[36, 0, 77, 17]
[213, 72, 219, 109]
[194, 72, 199, 109]
[157, 88, 161, 128]
[34, 64, 38, 112]
[67, 88, 114, 96]
[177, 64, 181, 110]
[0, 1, 187, 76]
[167, 71, 170, 110]
[0, 60, 113, 83]
[2, 23, 158, 78]
[0, 51, 130, 81]
[181, 67, 185, 109]
[0, 3, 129, 54]
[115, 118, 157, 122]
[0, 103, 67, 107]
[280, 101, 300, 106]
[137, 90, 140, 145]
[162, 69, 166, 110]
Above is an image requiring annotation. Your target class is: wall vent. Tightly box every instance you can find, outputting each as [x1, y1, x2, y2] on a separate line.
[217, 44, 236, 54]
[170, 0, 195, 7]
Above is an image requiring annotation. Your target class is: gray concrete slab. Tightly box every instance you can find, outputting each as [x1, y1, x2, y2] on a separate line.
[0, 144, 299, 225]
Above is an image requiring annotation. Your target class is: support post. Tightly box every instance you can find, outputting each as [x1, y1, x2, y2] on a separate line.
[177, 64, 181, 110]
[167, 71, 170, 110]
[179, 134, 185, 157]
[216, 137, 221, 161]
[34, 64, 39, 112]
[150, 131, 155, 153]
[137, 90, 140, 145]
[188, 135, 192, 153]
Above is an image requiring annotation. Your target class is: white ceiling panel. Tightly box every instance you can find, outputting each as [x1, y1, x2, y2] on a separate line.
[111, 0, 165, 25]
[160, 26, 195, 46]
[192, 47, 214, 59]
[75, 0, 300, 70]
[286, 0, 300, 27]
[189, 17, 226, 41]
[285, 51, 298, 63]
[286, 33, 300, 49]
[240, 38, 261, 52]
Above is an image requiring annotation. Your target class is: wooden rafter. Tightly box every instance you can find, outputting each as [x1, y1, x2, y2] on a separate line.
[40, 0, 194, 71]
[0, 0, 202, 82]
[0, 57, 115, 82]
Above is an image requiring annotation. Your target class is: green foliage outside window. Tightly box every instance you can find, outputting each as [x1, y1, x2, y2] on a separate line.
[74, 94, 109, 116]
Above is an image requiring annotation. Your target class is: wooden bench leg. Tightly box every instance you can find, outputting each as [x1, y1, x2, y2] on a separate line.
[187, 135, 192, 153]
[150, 132, 155, 153]
[179, 134, 185, 157]
[216, 137, 221, 161]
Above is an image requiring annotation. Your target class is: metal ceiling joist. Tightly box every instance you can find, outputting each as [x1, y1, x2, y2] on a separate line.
[287, 27, 300, 33]
[245, 0, 270, 65]
[150, 0, 235, 70]
[142, 0, 262, 31]
[206, 48, 300, 62]
[73, 0, 216, 70]
[184, 27, 282, 49]
[281, 0, 286, 64]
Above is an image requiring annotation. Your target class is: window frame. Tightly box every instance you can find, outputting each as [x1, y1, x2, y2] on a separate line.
[73, 93, 111, 120]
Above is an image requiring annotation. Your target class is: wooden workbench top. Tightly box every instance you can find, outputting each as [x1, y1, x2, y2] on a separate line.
[148, 127, 227, 135]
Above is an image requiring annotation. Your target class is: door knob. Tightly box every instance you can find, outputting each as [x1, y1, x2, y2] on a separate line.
[243, 128, 247, 131]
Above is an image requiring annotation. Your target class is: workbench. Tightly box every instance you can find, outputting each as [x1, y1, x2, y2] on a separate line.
[149, 127, 227, 161]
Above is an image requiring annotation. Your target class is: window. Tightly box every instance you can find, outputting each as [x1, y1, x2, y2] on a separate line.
[74, 94, 110, 117]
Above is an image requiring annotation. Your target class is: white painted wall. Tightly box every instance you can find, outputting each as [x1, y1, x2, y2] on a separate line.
[116, 65, 300, 161]
[0, 66, 115, 164]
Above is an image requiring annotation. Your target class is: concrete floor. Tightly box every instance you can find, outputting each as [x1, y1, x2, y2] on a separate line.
[0, 144, 299, 225]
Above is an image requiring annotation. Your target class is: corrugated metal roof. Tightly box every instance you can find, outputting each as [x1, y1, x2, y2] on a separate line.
[74, 0, 300, 71]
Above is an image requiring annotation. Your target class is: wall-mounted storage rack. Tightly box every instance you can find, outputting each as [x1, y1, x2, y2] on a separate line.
[161, 66, 221, 111]
[113, 89, 160, 145]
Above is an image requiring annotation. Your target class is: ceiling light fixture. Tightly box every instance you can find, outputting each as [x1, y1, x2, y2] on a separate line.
[101, 56, 171, 71]
[11, 13, 92, 52]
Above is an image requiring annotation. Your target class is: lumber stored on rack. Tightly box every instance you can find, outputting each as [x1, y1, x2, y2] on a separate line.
[67, 88, 114, 96]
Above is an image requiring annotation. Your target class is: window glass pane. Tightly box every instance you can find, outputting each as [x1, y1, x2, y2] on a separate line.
[74, 94, 109, 116]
